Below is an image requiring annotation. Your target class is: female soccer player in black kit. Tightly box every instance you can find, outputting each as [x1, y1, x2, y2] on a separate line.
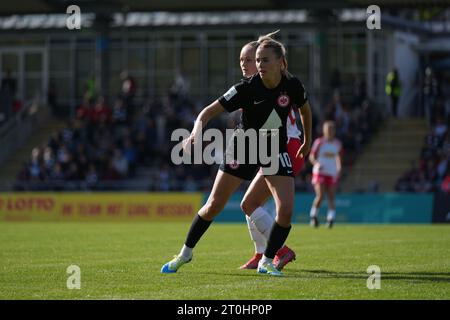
[238, 39, 302, 271]
[161, 31, 312, 276]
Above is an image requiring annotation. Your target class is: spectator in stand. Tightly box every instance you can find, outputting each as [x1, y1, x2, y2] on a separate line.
[91, 96, 111, 124]
[413, 171, 433, 193]
[47, 81, 58, 117]
[441, 167, 450, 194]
[158, 164, 170, 191]
[443, 132, 450, 157]
[436, 151, 448, 184]
[29, 147, 43, 181]
[49, 162, 65, 182]
[122, 138, 137, 176]
[351, 76, 366, 110]
[433, 116, 448, 141]
[326, 91, 344, 123]
[76, 93, 92, 121]
[0, 69, 16, 122]
[134, 118, 154, 166]
[12, 99, 23, 114]
[330, 69, 341, 94]
[84, 74, 96, 102]
[423, 67, 439, 125]
[85, 164, 99, 189]
[112, 96, 128, 126]
[385, 68, 401, 117]
[120, 70, 137, 119]
[43, 147, 55, 173]
[66, 162, 81, 181]
[103, 158, 121, 182]
[112, 148, 129, 178]
[169, 72, 190, 105]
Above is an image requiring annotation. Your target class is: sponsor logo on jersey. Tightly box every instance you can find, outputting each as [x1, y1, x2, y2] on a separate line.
[323, 152, 336, 158]
[277, 94, 290, 107]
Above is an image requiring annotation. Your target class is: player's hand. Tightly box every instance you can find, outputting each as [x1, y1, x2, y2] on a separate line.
[296, 142, 311, 159]
[182, 134, 195, 155]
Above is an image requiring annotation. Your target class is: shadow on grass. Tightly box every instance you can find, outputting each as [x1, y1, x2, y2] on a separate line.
[193, 270, 294, 279]
[292, 269, 450, 282]
[188, 269, 450, 282]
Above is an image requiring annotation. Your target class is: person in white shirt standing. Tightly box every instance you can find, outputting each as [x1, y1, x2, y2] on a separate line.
[309, 121, 342, 228]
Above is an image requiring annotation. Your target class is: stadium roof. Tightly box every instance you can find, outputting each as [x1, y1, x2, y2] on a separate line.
[0, 1, 448, 33]
[0, 10, 448, 34]
[0, 0, 449, 16]
[0, 10, 345, 30]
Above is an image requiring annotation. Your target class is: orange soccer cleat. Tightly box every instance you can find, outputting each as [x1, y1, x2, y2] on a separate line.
[239, 253, 263, 270]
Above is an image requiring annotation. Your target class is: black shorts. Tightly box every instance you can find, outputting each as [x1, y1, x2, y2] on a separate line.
[219, 131, 294, 180]
[219, 161, 259, 181]
[260, 150, 294, 178]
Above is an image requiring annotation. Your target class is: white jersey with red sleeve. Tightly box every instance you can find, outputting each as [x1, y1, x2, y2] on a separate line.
[286, 107, 302, 140]
[311, 137, 342, 177]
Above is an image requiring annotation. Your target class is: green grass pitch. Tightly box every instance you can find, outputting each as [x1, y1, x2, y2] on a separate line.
[0, 222, 449, 299]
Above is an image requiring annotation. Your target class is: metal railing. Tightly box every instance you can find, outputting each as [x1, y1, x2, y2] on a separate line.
[10, 179, 215, 192]
[0, 101, 50, 168]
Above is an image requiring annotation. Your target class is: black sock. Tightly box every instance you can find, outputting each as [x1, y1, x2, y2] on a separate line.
[264, 222, 292, 259]
[185, 214, 213, 248]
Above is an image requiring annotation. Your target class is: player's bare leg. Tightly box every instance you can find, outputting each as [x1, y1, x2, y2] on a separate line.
[239, 174, 271, 269]
[161, 171, 242, 273]
[310, 183, 324, 227]
[240, 174, 296, 270]
[326, 184, 336, 228]
[241, 174, 272, 217]
[200, 171, 243, 220]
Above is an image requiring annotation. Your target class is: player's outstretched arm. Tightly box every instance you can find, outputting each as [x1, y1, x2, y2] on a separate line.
[296, 101, 312, 159]
[336, 150, 342, 177]
[183, 100, 226, 151]
[309, 151, 317, 166]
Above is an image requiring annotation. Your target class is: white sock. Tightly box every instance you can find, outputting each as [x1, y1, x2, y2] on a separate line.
[327, 210, 336, 221]
[310, 206, 318, 218]
[246, 215, 266, 254]
[248, 207, 274, 241]
[260, 255, 273, 265]
[179, 244, 193, 260]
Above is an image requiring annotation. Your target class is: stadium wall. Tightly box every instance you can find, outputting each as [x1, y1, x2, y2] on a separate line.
[432, 193, 450, 223]
[204, 193, 434, 224]
[0, 192, 434, 223]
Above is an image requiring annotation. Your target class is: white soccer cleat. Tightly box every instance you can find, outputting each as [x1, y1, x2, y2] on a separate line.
[257, 260, 283, 276]
[161, 255, 192, 273]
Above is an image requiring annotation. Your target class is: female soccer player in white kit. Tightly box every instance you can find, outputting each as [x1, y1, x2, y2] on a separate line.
[309, 120, 342, 228]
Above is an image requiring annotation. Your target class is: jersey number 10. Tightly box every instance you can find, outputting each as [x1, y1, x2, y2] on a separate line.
[279, 152, 292, 169]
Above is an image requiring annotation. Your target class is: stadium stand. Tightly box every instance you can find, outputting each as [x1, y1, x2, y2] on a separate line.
[395, 69, 449, 193]
[0, 4, 449, 194]
[13, 72, 383, 192]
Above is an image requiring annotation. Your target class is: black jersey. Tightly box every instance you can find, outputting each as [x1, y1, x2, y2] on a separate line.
[217, 73, 308, 180]
[218, 73, 308, 144]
